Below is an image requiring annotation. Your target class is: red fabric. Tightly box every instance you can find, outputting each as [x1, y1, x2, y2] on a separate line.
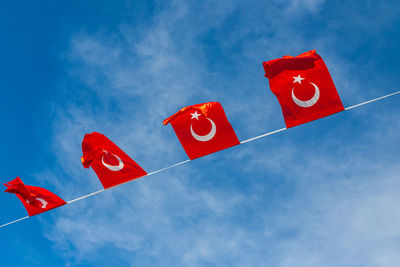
[81, 132, 147, 189]
[263, 50, 344, 128]
[4, 177, 66, 216]
[163, 102, 240, 160]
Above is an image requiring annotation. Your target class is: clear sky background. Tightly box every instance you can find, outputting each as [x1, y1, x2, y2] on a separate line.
[1, 0, 400, 266]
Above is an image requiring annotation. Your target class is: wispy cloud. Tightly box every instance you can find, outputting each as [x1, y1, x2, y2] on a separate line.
[37, 0, 400, 266]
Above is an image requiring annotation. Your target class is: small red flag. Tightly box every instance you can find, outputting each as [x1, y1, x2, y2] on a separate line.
[163, 102, 240, 160]
[263, 50, 344, 128]
[81, 132, 147, 189]
[4, 177, 66, 216]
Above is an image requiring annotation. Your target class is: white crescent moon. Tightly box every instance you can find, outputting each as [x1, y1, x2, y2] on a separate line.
[292, 82, 320, 108]
[35, 198, 48, 208]
[190, 118, 217, 142]
[102, 151, 124, 171]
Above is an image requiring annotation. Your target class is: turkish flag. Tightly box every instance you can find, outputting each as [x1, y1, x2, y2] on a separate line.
[263, 50, 344, 128]
[163, 102, 240, 160]
[4, 177, 66, 216]
[81, 132, 147, 189]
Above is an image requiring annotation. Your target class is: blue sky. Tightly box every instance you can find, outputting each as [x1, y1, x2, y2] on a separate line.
[1, 0, 400, 266]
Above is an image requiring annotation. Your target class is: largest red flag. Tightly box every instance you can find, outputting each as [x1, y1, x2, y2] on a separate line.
[4, 177, 66, 216]
[263, 50, 344, 128]
[163, 102, 240, 160]
[81, 132, 147, 189]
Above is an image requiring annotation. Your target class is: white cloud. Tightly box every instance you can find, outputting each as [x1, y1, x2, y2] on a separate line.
[38, 0, 400, 266]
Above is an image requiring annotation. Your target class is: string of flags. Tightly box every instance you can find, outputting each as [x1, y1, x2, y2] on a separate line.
[2, 50, 400, 228]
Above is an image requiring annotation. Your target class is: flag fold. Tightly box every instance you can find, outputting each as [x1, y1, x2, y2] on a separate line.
[81, 132, 147, 189]
[4, 177, 66, 216]
[164, 102, 240, 160]
[263, 50, 344, 128]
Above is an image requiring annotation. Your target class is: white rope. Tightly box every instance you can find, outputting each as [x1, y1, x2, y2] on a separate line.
[146, 159, 191, 176]
[67, 189, 105, 204]
[105, 159, 192, 189]
[1, 90, 399, 229]
[0, 216, 29, 228]
[240, 127, 287, 144]
[345, 91, 400, 110]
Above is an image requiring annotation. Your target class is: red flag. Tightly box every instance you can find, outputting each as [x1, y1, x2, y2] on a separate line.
[263, 50, 344, 128]
[81, 132, 147, 189]
[4, 177, 66, 216]
[163, 102, 240, 160]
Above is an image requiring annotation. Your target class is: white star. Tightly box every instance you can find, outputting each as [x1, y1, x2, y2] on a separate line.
[293, 75, 305, 84]
[190, 111, 201, 120]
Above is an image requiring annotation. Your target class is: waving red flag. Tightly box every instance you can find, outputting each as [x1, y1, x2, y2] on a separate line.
[263, 50, 344, 128]
[4, 177, 66, 216]
[163, 102, 240, 160]
[81, 132, 147, 189]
